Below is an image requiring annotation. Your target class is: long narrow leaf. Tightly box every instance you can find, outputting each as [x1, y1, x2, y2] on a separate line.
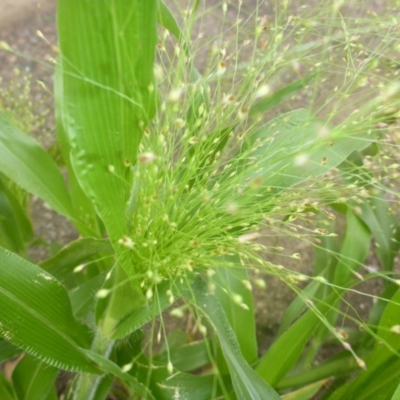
[0, 111, 74, 220]
[158, 1, 181, 40]
[0, 186, 25, 253]
[0, 177, 32, 253]
[333, 210, 370, 287]
[249, 74, 317, 116]
[83, 349, 155, 400]
[256, 292, 338, 386]
[391, 383, 400, 400]
[155, 339, 212, 372]
[108, 275, 195, 339]
[0, 340, 20, 363]
[276, 353, 358, 390]
[69, 273, 107, 318]
[358, 191, 400, 273]
[0, 373, 17, 400]
[214, 265, 257, 365]
[232, 109, 377, 196]
[327, 357, 400, 400]
[190, 278, 281, 400]
[57, 0, 157, 244]
[57, 0, 159, 324]
[281, 379, 329, 400]
[258, 210, 370, 385]
[39, 237, 113, 283]
[54, 65, 101, 237]
[12, 355, 58, 400]
[154, 373, 217, 400]
[0, 247, 99, 373]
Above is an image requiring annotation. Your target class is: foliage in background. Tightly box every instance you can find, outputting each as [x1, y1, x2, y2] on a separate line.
[0, 68, 50, 134]
[0, 0, 399, 399]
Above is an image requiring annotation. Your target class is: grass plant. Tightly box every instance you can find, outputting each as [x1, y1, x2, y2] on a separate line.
[0, 1, 399, 399]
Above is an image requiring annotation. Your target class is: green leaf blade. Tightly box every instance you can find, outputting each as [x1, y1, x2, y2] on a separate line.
[239, 109, 377, 194]
[39, 237, 113, 283]
[12, 355, 58, 400]
[333, 210, 371, 287]
[0, 111, 74, 220]
[0, 247, 98, 373]
[57, 0, 158, 243]
[190, 278, 281, 400]
[249, 74, 317, 116]
[0, 373, 17, 400]
[256, 293, 338, 386]
[0, 178, 33, 253]
[214, 265, 257, 365]
[391, 382, 400, 400]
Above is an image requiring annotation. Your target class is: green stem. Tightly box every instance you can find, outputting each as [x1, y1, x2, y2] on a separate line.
[73, 333, 114, 400]
[101, 262, 145, 337]
[276, 355, 358, 390]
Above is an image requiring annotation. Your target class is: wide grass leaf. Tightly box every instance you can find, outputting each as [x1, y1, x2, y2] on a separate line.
[277, 353, 358, 390]
[0, 180, 28, 253]
[0, 247, 99, 373]
[107, 275, 195, 339]
[256, 292, 338, 386]
[249, 74, 317, 116]
[357, 190, 400, 273]
[281, 379, 329, 400]
[391, 383, 400, 400]
[0, 340, 20, 363]
[155, 339, 212, 372]
[153, 373, 217, 400]
[12, 355, 58, 400]
[39, 237, 113, 283]
[0, 372, 17, 400]
[190, 278, 281, 400]
[158, 1, 182, 40]
[371, 287, 400, 367]
[57, 0, 159, 323]
[214, 265, 257, 365]
[237, 109, 376, 194]
[0, 111, 74, 220]
[57, 0, 157, 245]
[332, 210, 371, 287]
[69, 273, 107, 318]
[89, 374, 115, 400]
[83, 349, 155, 399]
[0, 177, 33, 252]
[54, 66, 101, 237]
[327, 357, 400, 400]
[258, 210, 370, 385]
[327, 288, 400, 400]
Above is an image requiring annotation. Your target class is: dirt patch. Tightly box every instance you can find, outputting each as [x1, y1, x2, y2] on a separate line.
[0, 0, 54, 30]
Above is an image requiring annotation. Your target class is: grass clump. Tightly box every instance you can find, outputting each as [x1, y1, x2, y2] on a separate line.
[0, 0, 399, 399]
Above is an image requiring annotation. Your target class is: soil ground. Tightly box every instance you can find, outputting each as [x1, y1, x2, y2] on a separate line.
[1, 0, 52, 25]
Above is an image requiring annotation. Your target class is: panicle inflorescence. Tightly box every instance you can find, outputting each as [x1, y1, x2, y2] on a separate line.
[118, 0, 400, 332]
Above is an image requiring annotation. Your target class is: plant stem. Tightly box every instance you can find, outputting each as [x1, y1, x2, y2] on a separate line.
[101, 261, 145, 338]
[73, 333, 114, 400]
